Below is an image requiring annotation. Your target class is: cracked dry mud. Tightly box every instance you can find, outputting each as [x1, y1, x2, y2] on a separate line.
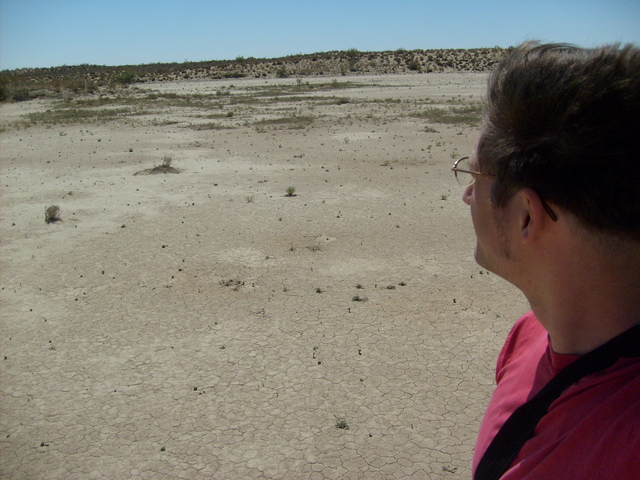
[1, 74, 529, 479]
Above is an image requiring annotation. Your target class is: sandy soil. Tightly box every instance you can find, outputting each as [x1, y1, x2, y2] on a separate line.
[1, 74, 528, 479]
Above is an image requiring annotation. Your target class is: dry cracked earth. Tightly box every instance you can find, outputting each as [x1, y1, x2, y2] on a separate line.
[1, 73, 529, 479]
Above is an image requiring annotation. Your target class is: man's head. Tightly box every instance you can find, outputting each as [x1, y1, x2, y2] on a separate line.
[476, 41, 640, 242]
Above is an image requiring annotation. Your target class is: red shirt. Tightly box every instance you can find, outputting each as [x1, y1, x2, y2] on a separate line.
[473, 311, 640, 479]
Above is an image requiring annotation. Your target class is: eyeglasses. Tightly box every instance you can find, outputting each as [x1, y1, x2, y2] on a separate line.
[452, 156, 558, 222]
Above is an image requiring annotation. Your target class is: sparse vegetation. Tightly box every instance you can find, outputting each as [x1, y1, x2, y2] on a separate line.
[219, 279, 244, 291]
[336, 419, 349, 429]
[114, 71, 136, 84]
[345, 48, 360, 59]
[408, 59, 422, 72]
[411, 104, 483, 126]
[134, 155, 181, 175]
[254, 116, 314, 130]
[285, 186, 296, 197]
[44, 205, 61, 224]
[3, 62, 489, 136]
[25, 107, 135, 126]
[1, 48, 507, 105]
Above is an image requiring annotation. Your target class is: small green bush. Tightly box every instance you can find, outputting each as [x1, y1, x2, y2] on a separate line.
[408, 59, 422, 72]
[0, 75, 7, 102]
[345, 48, 359, 59]
[114, 71, 136, 84]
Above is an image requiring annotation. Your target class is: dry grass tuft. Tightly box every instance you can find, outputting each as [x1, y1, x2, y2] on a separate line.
[134, 155, 181, 175]
[45, 205, 61, 224]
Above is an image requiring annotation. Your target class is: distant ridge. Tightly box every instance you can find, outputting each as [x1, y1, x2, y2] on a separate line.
[1, 48, 507, 102]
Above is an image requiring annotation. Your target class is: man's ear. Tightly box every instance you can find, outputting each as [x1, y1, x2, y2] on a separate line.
[517, 188, 549, 242]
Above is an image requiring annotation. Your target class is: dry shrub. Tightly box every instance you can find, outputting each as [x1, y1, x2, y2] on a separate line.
[134, 155, 181, 175]
[45, 205, 61, 223]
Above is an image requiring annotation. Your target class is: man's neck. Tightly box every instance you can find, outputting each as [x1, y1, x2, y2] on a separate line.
[527, 254, 640, 355]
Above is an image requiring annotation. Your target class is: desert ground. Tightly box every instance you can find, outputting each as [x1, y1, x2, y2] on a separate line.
[1, 73, 529, 479]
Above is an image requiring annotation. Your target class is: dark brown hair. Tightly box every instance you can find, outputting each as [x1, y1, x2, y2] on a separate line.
[478, 41, 640, 241]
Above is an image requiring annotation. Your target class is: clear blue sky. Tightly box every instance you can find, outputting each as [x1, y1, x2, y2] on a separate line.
[1, 0, 639, 70]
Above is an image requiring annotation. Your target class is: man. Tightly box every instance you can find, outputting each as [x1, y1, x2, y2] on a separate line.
[453, 42, 640, 479]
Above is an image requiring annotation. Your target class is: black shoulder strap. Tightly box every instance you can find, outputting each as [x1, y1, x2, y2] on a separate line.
[475, 323, 640, 480]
